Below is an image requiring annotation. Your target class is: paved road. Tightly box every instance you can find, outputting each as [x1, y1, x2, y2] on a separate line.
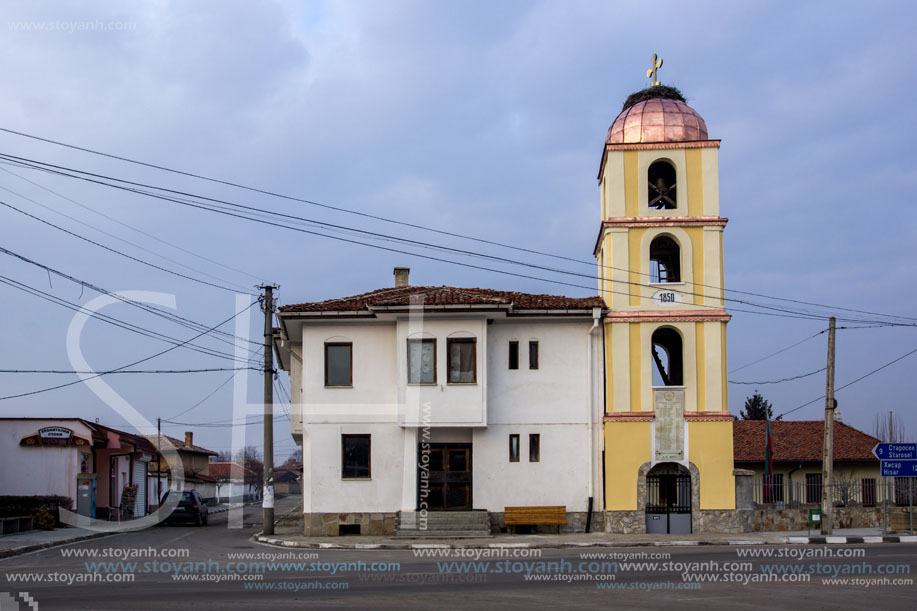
[1, 501, 914, 610]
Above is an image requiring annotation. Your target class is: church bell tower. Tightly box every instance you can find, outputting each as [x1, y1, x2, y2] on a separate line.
[597, 58, 736, 533]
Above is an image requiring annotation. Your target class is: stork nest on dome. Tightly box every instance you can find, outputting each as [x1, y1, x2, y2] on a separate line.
[622, 85, 686, 112]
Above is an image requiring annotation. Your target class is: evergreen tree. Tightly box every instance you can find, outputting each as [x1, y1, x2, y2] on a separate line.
[740, 391, 780, 420]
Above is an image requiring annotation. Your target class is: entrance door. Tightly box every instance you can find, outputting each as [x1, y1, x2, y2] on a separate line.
[646, 463, 692, 534]
[419, 443, 472, 510]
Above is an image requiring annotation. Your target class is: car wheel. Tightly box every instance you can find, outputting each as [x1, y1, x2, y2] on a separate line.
[194, 513, 203, 526]
[202, 515, 208, 526]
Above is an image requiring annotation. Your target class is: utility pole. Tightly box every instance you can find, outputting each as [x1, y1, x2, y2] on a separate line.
[820, 317, 836, 535]
[261, 284, 277, 535]
[157, 417, 161, 507]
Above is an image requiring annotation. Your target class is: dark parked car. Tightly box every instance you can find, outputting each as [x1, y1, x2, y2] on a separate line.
[162, 490, 208, 526]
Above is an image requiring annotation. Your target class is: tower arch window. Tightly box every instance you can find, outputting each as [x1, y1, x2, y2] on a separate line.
[648, 160, 677, 209]
[650, 235, 681, 283]
[651, 327, 683, 386]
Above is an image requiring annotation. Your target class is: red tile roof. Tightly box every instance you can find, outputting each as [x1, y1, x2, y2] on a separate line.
[279, 285, 605, 313]
[208, 461, 255, 479]
[143, 434, 218, 456]
[734, 420, 880, 463]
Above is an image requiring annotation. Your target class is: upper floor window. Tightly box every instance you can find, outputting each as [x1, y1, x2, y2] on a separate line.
[508, 341, 519, 370]
[447, 338, 476, 384]
[325, 342, 352, 387]
[648, 160, 676, 209]
[407, 338, 436, 384]
[650, 235, 681, 283]
[529, 341, 539, 369]
[529, 434, 541, 462]
[651, 327, 683, 386]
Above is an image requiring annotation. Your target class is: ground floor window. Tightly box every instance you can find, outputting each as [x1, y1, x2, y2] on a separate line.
[342, 434, 371, 479]
[764, 473, 784, 503]
[805, 473, 822, 504]
[862, 478, 876, 507]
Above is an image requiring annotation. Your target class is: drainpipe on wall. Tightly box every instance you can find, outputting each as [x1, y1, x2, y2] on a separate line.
[585, 308, 603, 533]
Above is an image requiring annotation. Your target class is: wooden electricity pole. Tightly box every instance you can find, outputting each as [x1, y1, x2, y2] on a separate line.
[261, 285, 277, 535]
[820, 317, 836, 535]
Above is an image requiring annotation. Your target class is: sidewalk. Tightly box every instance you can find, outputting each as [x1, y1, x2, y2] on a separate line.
[0, 502, 244, 559]
[254, 525, 917, 550]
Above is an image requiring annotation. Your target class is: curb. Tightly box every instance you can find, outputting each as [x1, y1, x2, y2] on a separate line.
[252, 533, 917, 551]
[0, 531, 114, 560]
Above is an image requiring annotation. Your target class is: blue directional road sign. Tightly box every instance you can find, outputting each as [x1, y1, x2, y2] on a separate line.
[881, 460, 917, 477]
[873, 443, 917, 461]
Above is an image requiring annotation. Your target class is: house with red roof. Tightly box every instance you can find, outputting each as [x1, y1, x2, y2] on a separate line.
[733, 419, 887, 508]
[274, 268, 606, 536]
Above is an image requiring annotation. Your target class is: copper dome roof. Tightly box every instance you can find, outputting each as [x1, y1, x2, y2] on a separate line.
[606, 98, 708, 144]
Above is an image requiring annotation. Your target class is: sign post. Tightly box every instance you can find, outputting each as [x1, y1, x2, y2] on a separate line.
[874, 444, 917, 535]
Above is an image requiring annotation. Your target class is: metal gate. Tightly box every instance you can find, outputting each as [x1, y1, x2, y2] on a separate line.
[646, 466, 691, 534]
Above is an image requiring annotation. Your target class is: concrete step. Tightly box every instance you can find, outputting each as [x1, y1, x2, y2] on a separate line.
[394, 530, 492, 539]
[396, 511, 491, 538]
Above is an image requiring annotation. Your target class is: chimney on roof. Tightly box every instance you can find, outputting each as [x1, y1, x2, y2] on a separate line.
[394, 267, 410, 288]
[184, 431, 193, 447]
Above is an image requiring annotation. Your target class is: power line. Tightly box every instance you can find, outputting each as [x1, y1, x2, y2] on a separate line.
[0, 198, 253, 295]
[2, 127, 916, 324]
[0, 165, 264, 284]
[0, 272, 252, 364]
[164, 353, 263, 421]
[0, 367, 259, 374]
[777, 347, 917, 419]
[729, 367, 826, 385]
[729, 329, 827, 374]
[0, 244, 262, 353]
[0, 172, 257, 292]
[0, 154, 862, 323]
[0, 300, 259, 401]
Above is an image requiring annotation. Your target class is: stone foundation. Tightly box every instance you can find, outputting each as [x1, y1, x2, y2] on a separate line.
[489, 512, 605, 534]
[303, 512, 397, 536]
[605, 510, 645, 534]
[743, 506, 883, 532]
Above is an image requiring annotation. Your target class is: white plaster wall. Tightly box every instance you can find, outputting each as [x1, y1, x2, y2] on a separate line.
[487, 320, 593, 424]
[397, 317, 486, 426]
[0, 420, 91, 501]
[473, 425, 590, 511]
[301, 322, 398, 424]
[305, 423, 405, 513]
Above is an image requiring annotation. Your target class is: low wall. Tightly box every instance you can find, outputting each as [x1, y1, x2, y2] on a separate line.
[744, 506, 883, 531]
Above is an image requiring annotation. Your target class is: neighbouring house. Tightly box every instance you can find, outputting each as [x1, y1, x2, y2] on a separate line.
[274, 463, 302, 496]
[145, 432, 218, 505]
[733, 419, 898, 529]
[274, 269, 606, 536]
[208, 461, 260, 503]
[0, 418, 157, 520]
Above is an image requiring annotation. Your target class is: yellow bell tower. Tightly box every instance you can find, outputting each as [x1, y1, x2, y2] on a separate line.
[597, 65, 736, 533]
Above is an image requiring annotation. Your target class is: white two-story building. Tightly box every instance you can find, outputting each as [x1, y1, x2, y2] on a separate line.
[274, 268, 606, 536]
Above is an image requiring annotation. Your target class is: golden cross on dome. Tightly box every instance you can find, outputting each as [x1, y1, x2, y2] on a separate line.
[646, 53, 663, 87]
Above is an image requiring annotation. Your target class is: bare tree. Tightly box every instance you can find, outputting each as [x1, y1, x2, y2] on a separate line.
[873, 412, 911, 442]
[282, 449, 302, 466]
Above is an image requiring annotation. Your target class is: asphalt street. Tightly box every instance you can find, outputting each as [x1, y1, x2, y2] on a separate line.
[1, 499, 914, 610]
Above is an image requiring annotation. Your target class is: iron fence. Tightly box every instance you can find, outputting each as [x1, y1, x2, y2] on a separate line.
[752, 476, 917, 508]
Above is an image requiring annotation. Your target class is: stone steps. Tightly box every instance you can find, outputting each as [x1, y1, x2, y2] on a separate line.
[395, 511, 492, 538]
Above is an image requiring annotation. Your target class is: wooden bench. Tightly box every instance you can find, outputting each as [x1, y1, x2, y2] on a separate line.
[504, 506, 566, 534]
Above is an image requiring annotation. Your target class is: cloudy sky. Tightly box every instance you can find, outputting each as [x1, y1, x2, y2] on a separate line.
[0, 0, 915, 457]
